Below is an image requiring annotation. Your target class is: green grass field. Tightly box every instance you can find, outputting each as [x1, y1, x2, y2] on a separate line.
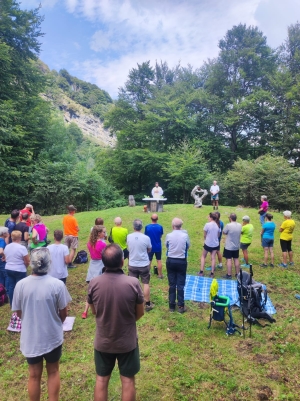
[1, 204, 300, 401]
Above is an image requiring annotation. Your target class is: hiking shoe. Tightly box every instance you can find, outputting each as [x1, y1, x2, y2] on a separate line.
[81, 312, 87, 319]
[269, 263, 274, 268]
[289, 262, 295, 266]
[145, 302, 155, 312]
[260, 263, 268, 268]
[68, 263, 77, 268]
[169, 308, 175, 313]
[178, 306, 187, 314]
[198, 271, 204, 277]
[217, 264, 223, 269]
[278, 263, 288, 268]
[241, 263, 250, 268]
[222, 274, 232, 280]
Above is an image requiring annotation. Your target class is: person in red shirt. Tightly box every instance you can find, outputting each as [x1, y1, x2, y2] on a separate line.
[19, 204, 34, 227]
[62, 205, 80, 268]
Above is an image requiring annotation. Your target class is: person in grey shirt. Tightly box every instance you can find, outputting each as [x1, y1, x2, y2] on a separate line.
[222, 213, 242, 279]
[12, 247, 71, 401]
[127, 219, 154, 311]
[165, 218, 190, 313]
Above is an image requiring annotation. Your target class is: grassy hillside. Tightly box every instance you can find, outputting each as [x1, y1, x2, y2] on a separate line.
[1, 204, 300, 401]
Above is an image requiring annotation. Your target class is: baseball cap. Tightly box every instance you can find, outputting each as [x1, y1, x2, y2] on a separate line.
[242, 215, 250, 221]
[68, 205, 77, 211]
[26, 204, 33, 209]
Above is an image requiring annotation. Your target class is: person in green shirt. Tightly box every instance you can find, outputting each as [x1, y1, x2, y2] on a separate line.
[111, 217, 129, 264]
[240, 216, 254, 268]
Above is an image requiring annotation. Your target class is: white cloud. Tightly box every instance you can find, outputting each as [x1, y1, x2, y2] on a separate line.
[70, 0, 262, 96]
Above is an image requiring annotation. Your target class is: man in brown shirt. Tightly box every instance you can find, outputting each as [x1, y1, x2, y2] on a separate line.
[88, 244, 144, 401]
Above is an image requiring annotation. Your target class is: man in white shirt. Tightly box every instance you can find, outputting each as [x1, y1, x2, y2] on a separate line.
[165, 218, 190, 313]
[47, 230, 70, 284]
[12, 247, 71, 401]
[151, 182, 163, 198]
[127, 219, 154, 311]
[210, 180, 220, 210]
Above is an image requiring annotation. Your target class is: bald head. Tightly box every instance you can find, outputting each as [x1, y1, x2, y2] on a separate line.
[114, 217, 122, 226]
[151, 214, 158, 222]
[172, 218, 183, 230]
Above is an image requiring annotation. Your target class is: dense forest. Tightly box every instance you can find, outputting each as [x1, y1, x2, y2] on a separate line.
[1, 0, 300, 214]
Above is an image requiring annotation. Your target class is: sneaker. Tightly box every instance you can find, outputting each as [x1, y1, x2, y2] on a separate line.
[260, 263, 268, 268]
[222, 274, 232, 280]
[68, 263, 77, 269]
[289, 262, 294, 266]
[241, 264, 250, 268]
[210, 272, 214, 278]
[178, 306, 187, 314]
[269, 263, 274, 268]
[278, 263, 288, 268]
[145, 302, 155, 312]
[217, 264, 223, 269]
[81, 312, 87, 319]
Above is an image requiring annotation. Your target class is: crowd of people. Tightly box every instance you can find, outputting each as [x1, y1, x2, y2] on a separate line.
[0, 192, 296, 401]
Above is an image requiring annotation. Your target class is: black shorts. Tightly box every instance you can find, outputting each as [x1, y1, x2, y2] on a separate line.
[27, 344, 62, 365]
[223, 248, 239, 260]
[203, 244, 219, 252]
[280, 239, 292, 253]
[240, 243, 251, 250]
[94, 345, 140, 377]
[148, 251, 162, 261]
[123, 248, 129, 260]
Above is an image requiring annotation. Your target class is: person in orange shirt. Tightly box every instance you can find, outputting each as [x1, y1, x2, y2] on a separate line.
[63, 205, 80, 268]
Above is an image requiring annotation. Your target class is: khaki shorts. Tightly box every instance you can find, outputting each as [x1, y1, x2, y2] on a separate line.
[64, 235, 78, 249]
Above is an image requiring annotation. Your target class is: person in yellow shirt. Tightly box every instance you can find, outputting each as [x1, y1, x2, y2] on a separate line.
[62, 205, 80, 268]
[278, 210, 295, 268]
[111, 217, 129, 262]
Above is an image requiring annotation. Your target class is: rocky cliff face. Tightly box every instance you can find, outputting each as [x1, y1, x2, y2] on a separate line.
[62, 107, 116, 147]
[41, 93, 116, 147]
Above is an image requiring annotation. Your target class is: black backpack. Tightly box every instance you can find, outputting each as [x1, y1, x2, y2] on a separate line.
[237, 271, 275, 325]
[73, 250, 88, 264]
[0, 284, 8, 307]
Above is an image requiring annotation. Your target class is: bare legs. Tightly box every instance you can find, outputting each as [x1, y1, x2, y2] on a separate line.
[94, 375, 136, 401]
[200, 250, 216, 274]
[28, 361, 60, 401]
[242, 248, 249, 264]
[226, 258, 240, 276]
[143, 283, 150, 302]
[157, 259, 163, 277]
[263, 247, 274, 265]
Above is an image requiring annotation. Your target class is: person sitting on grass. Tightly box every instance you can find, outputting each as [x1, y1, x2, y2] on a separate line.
[12, 247, 71, 401]
[260, 213, 276, 268]
[240, 216, 254, 268]
[82, 225, 107, 319]
[47, 230, 70, 285]
[198, 212, 220, 278]
[278, 210, 295, 268]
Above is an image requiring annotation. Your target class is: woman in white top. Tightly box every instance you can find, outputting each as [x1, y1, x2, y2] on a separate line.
[4, 230, 30, 307]
[198, 212, 220, 278]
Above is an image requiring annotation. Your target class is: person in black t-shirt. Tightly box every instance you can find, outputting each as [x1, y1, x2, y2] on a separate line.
[15, 213, 30, 248]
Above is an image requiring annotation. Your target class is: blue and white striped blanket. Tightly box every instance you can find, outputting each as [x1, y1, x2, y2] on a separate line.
[184, 275, 276, 315]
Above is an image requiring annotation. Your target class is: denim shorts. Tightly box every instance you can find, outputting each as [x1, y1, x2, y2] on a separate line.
[262, 238, 274, 248]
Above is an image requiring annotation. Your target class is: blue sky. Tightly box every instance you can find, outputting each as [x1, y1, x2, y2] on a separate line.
[20, 0, 300, 98]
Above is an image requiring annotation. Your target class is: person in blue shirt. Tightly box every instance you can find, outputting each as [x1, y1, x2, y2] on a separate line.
[260, 213, 276, 267]
[4, 209, 20, 244]
[145, 214, 164, 278]
[0, 227, 9, 288]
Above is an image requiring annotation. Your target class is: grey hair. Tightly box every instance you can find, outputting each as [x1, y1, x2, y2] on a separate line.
[172, 218, 183, 229]
[30, 248, 51, 274]
[0, 226, 9, 236]
[133, 219, 143, 231]
[261, 195, 267, 200]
